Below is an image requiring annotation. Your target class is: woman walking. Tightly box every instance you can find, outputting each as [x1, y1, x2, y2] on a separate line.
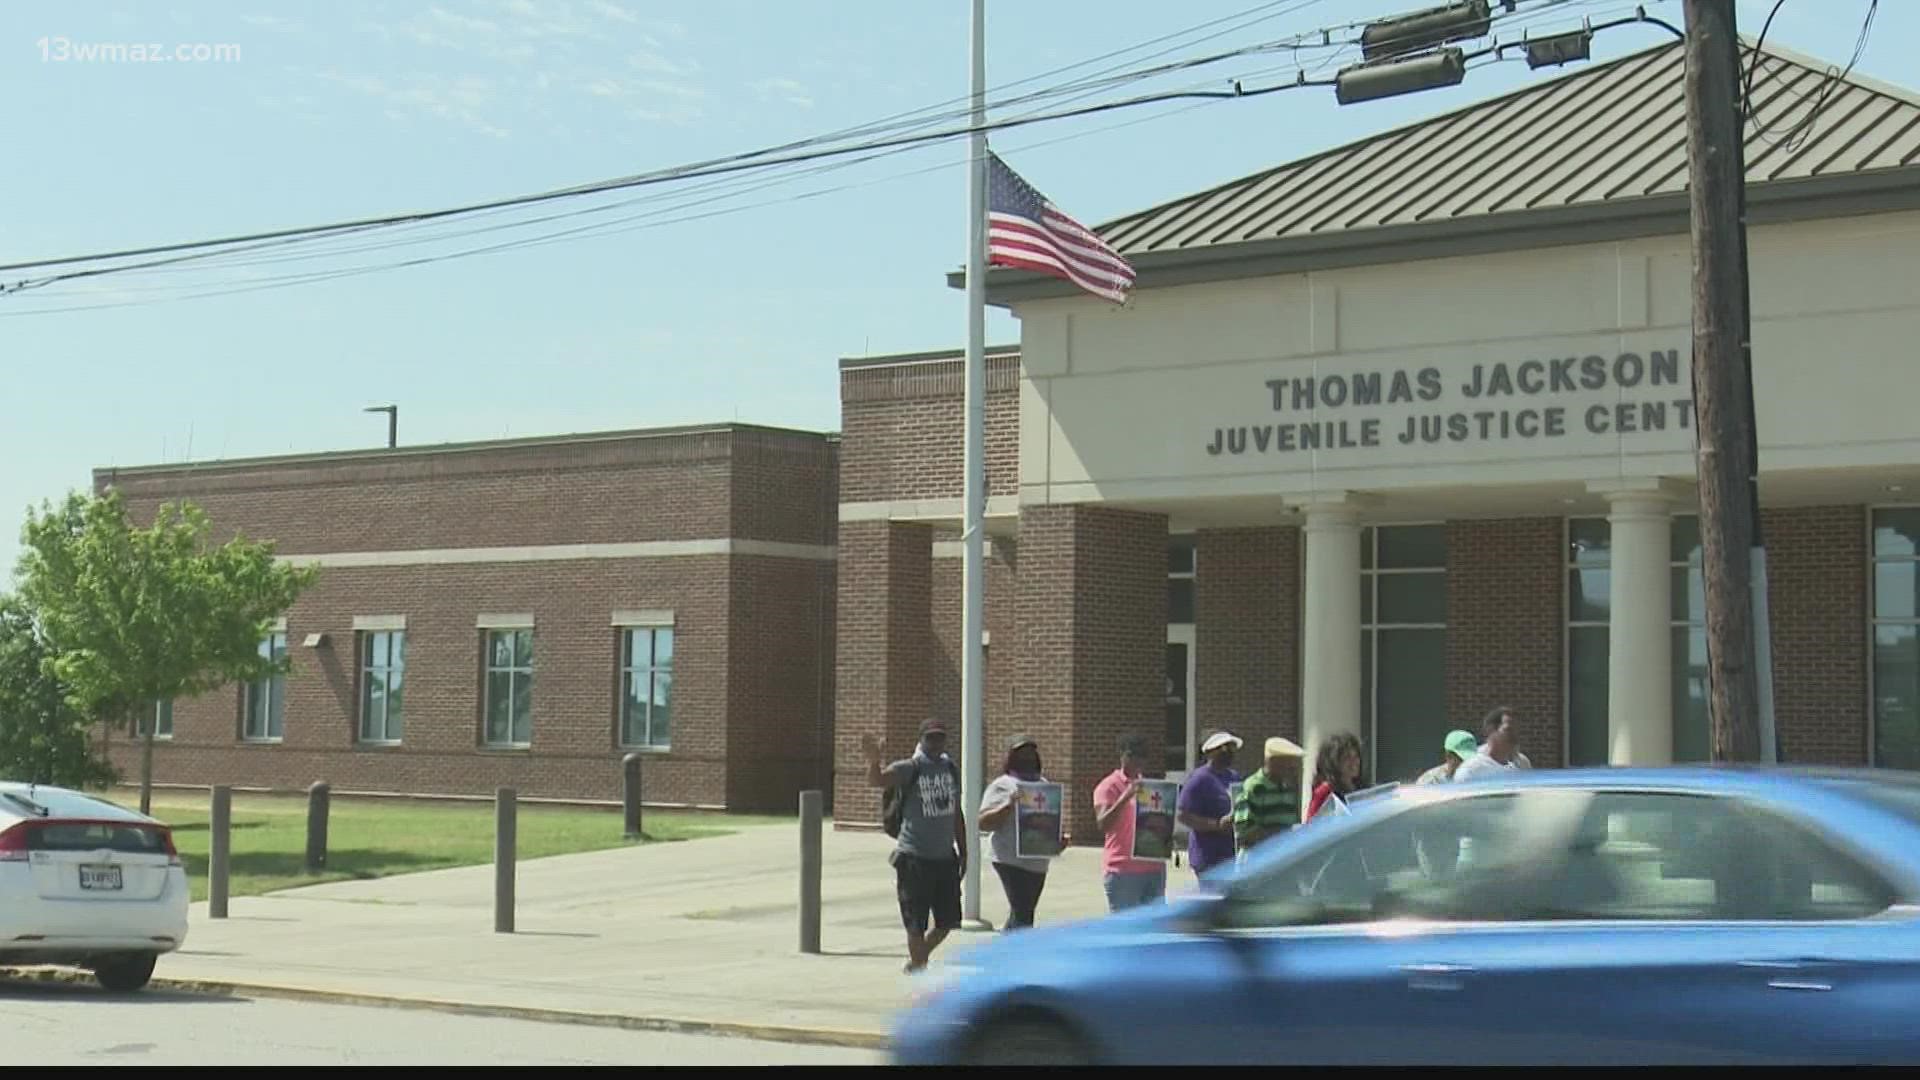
[977, 734, 1052, 930]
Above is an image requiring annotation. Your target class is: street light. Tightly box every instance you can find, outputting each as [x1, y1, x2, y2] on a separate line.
[1524, 27, 1594, 69]
[1336, 48, 1467, 105]
[1359, 0, 1492, 61]
[364, 405, 397, 449]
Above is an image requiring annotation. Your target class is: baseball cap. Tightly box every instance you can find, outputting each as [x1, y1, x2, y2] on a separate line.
[1444, 729, 1480, 761]
[921, 718, 950, 736]
[1264, 736, 1305, 759]
[1200, 730, 1243, 753]
[1005, 732, 1037, 752]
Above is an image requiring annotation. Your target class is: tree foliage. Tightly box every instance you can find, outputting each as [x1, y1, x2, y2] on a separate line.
[0, 597, 115, 787]
[15, 488, 319, 719]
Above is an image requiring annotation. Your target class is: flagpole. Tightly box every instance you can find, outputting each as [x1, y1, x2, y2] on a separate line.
[960, 0, 990, 931]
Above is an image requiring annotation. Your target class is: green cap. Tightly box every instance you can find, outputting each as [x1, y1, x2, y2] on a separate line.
[1444, 729, 1480, 761]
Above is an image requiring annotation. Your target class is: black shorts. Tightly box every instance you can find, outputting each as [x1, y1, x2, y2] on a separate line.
[892, 852, 961, 934]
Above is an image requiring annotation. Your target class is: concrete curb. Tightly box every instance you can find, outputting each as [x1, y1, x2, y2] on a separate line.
[2, 967, 889, 1052]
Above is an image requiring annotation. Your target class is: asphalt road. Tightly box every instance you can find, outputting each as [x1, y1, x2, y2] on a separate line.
[2, 980, 882, 1066]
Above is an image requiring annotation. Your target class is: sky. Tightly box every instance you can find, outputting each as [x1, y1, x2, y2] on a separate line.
[0, 0, 1908, 574]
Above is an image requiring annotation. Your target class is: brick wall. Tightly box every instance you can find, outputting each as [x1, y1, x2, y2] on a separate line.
[110, 557, 733, 806]
[96, 424, 839, 811]
[1196, 527, 1301, 746]
[100, 427, 800, 553]
[1014, 505, 1166, 845]
[729, 430, 840, 546]
[838, 354, 1020, 503]
[1446, 518, 1565, 768]
[831, 521, 932, 824]
[727, 555, 838, 812]
[1765, 505, 1868, 765]
[929, 540, 1021, 774]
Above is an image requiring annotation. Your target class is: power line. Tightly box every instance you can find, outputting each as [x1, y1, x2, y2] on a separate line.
[0, 0, 1593, 290]
[0, 0, 1339, 280]
[1, 0, 1640, 308]
[3, 96, 1246, 318]
[1743, 0, 1877, 152]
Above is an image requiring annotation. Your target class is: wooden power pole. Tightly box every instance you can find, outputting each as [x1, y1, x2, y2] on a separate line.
[1683, 0, 1767, 763]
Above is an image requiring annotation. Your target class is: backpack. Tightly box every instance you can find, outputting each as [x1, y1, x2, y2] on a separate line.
[883, 758, 957, 838]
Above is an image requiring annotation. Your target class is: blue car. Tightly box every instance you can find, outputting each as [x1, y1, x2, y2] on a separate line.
[891, 766, 1920, 1065]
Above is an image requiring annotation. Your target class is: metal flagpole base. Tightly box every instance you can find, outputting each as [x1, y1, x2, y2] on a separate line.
[960, 918, 996, 933]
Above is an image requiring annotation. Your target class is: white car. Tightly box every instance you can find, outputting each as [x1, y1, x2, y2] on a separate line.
[0, 782, 190, 991]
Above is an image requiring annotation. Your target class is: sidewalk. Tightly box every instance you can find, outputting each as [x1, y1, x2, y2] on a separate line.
[108, 823, 1195, 1047]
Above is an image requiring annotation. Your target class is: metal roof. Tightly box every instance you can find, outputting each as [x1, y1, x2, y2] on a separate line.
[1095, 38, 1920, 260]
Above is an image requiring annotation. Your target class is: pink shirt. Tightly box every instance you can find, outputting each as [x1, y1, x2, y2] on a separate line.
[1095, 769, 1163, 876]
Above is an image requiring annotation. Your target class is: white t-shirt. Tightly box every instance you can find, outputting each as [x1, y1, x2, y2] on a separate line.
[1452, 750, 1519, 783]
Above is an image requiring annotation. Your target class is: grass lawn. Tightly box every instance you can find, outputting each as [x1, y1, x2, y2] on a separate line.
[124, 791, 787, 902]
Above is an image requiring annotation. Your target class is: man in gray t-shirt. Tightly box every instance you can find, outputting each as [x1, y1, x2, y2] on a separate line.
[865, 719, 966, 973]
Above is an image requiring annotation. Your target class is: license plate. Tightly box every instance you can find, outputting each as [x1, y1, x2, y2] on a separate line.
[79, 865, 123, 891]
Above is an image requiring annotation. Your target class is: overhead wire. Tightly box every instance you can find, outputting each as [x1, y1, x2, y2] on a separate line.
[0, 0, 1602, 289]
[1743, 0, 1878, 151]
[0, 0, 1341, 280]
[3, 0, 1657, 311]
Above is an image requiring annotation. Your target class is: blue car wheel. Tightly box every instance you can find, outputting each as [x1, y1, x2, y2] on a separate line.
[964, 1015, 1093, 1066]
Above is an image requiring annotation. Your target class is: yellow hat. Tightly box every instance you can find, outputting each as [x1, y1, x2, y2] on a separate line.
[1264, 736, 1305, 759]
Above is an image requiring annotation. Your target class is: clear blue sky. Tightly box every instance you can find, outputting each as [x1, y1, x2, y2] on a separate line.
[0, 1, 1907, 572]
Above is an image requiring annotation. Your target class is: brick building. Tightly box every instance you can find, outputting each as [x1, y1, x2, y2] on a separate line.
[102, 424, 838, 813]
[92, 40, 1920, 836]
[831, 39, 1920, 843]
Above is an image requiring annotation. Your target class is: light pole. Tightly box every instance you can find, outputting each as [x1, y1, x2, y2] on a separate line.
[364, 405, 397, 449]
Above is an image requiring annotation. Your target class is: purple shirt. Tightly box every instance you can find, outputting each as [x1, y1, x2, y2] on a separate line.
[1177, 762, 1239, 872]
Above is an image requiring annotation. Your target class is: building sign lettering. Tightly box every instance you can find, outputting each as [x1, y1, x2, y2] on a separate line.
[1206, 349, 1695, 456]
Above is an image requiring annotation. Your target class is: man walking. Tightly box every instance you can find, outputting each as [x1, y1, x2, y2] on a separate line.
[1416, 729, 1481, 785]
[1454, 706, 1526, 783]
[1177, 730, 1242, 883]
[864, 720, 967, 973]
[1233, 736, 1304, 856]
[1093, 735, 1167, 911]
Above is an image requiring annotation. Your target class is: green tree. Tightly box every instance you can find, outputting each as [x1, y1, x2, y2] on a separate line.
[15, 489, 319, 812]
[0, 596, 116, 788]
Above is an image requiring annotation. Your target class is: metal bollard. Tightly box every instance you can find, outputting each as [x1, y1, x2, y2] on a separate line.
[209, 785, 232, 919]
[799, 790, 823, 954]
[495, 787, 516, 934]
[305, 781, 330, 873]
[622, 753, 643, 840]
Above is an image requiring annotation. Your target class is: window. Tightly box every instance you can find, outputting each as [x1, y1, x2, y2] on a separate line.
[359, 631, 406, 743]
[1566, 520, 1611, 767]
[484, 629, 534, 747]
[1362, 525, 1448, 785]
[1220, 792, 1564, 929]
[134, 699, 173, 739]
[1166, 536, 1197, 774]
[244, 632, 287, 741]
[1168, 535, 1196, 625]
[620, 626, 673, 750]
[1564, 515, 1709, 765]
[1872, 508, 1920, 769]
[1219, 790, 1893, 929]
[1538, 793, 1892, 922]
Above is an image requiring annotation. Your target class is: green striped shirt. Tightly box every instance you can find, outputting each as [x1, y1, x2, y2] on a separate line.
[1232, 768, 1299, 849]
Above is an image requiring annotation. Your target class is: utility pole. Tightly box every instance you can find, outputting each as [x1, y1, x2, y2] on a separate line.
[957, 0, 990, 932]
[1683, 0, 1770, 763]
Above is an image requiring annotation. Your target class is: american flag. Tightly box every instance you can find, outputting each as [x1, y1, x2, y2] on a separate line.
[986, 152, 1135, 304]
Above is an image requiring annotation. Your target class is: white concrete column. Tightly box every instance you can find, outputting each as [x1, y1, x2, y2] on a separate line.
[1293, 494, 1364, 807]
[1597, 481, 1680, 766]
